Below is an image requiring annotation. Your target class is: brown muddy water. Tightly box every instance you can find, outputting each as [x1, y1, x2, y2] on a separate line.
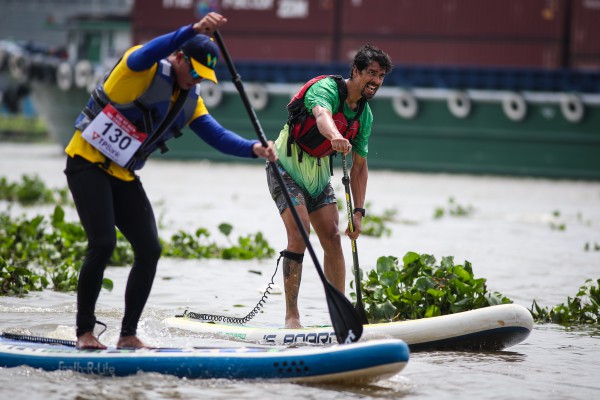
[1, 143, 599, 399]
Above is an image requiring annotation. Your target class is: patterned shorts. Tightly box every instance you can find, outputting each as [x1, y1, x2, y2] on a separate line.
[266, 162, 336, 215]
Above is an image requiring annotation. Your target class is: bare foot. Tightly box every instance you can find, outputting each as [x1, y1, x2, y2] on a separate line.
[76, 332, 107, 350]
[117, 335, 150, 349]
[284, 318, 303, 329]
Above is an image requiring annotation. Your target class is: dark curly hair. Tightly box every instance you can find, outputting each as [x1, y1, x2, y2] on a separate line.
[349, 44, 393, 79]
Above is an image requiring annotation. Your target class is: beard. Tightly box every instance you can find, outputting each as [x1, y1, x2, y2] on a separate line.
[361, 86, 377, 100]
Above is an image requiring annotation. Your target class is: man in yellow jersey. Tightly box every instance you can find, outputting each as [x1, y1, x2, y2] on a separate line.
[266, 45, 392, 328]
[64, 12, 277, 349]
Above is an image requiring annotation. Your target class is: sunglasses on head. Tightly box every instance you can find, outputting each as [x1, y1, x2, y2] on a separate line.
[182, 54, 201, 80]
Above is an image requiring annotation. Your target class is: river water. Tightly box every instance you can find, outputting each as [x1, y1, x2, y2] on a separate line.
[0, 143, 599, 399]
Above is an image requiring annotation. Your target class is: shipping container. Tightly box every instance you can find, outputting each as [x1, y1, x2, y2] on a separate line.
[130, 0, 595, 70]
[218, 36, 334, 62]
[133, 0, 335, 43]
[341, 39, 563, 68]
[340, 0, 566, 39]
[570, 0, 600, 69]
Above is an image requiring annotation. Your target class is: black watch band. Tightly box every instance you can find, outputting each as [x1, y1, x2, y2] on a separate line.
[353, 208, 366, 217]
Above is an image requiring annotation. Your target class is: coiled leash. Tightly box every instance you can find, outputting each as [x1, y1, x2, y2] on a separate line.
[177, 250, 303, 324]
[1, 320, 107, 347]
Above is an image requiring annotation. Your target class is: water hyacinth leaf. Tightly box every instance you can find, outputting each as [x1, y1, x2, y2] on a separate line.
[403, 291, 421, 303]
[374, 300, 397, 321]
[472, 278, 487, 291]
[486, 293, 504, 306]
[452, 279, 468, 295]
[420, 254, 437, 267]
[380, 270, 399, 287]
[425, 305, 441, 318]
[402, 252, 420, 265]
[426, 287, 444, 298]
[218, 223, 233, 237]
[451, 297, 473, 311]
[372, 287, 384, 301]
[384, 285, 401, 302]
[453, 265, 471, 281]
[441, 256, 455, 269]
[376, 255, 398, 273]
[51, 206, 65, 226]
[464, 260, 474, 274]
[414, 276, 435, 291]
[102, 278, 114, 291]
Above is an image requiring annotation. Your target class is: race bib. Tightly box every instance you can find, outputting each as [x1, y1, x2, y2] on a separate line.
[81, 104, 147, 167]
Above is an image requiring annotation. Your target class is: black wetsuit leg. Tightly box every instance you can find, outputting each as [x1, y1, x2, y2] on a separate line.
[65, 156, 161, 337]
[113, 176, 162, 337]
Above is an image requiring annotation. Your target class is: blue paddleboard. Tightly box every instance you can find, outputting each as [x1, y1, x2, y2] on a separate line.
[0, 335, 409, 382]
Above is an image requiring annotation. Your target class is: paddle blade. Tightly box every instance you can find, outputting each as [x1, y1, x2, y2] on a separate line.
[324, 282, 364, 344]
[355, 303, 369, 325]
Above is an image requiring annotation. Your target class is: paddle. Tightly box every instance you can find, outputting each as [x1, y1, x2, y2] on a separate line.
[341, 154, 369, 324]
[213, 30, 363, 344]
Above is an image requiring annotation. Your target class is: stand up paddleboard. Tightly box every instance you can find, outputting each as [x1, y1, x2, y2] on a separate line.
[0, 334, 409, 382]
[165, 304, 533, 351]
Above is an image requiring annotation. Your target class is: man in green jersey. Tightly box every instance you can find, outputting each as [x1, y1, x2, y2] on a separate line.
[267, 44, 392, 328]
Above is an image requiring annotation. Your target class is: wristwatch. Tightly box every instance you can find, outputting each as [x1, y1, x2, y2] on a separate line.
[353, 208, 366, 217]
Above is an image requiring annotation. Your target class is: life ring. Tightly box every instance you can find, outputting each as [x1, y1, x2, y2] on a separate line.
[247, 83, 268, 111]
[560, 94, 584, 123]
[8, 53, 31, 82]
[447, 91, 471, 118]
[392, 90, 418, 119]
[502, 92, 527, 121]
[74, 60, 93, 88]
[56, 62, 73, 92]
[200, 82, 223, 108]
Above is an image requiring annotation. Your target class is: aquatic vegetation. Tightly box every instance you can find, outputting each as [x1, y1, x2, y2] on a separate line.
[0, 174, 69, 206]
[355, 252, 600, 326]
[0, 207, 275, 295]
[337, 199, 395, 237]
[584, 242, 600, 251]
[161, 224, 274, 260]
[0, 256, 48, 296]
[549, 210, 566, 231]
[530, 279, 600, 325]
[434, 197, 475, 219]
[361, 209, 395, 238]
[355, 253, 511, 322]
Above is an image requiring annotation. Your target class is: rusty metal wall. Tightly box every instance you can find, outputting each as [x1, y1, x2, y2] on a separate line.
[570, 0, 600, 69]
[133, 0, 336, 61]
[341, 38, 563, 68]
[341, 0, 566, 38]
[339, 0, 567, 67]
[131, 0, 595, 69]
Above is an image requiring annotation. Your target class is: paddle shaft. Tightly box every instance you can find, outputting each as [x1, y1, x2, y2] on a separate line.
[341, 154, 369, 324]
[213, 31, 323, 284]
[213, 30, 362, 343]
